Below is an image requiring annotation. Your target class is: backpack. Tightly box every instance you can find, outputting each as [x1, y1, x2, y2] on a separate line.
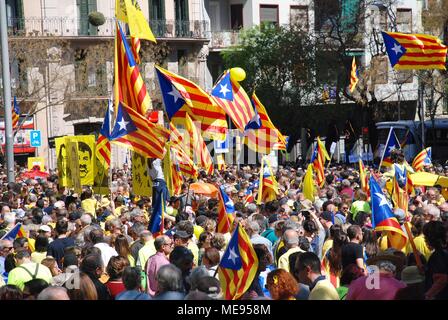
[18, 263, 40, 280]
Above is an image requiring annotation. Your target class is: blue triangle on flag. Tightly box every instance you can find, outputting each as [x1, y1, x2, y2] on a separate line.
[244, 98, 262, 130]
[382, 32, 406, 68]
[219, 225, 242, 270]
[155, 68, 186, 120]
[211, 72, 234, 101]
[109, 103, 138, 140]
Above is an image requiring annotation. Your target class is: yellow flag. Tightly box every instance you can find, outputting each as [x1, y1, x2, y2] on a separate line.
[303, 164, 315, 201]
[115, 0, 156, 43]
[55, 137, 71, 187]
[317, 137, 330, 161]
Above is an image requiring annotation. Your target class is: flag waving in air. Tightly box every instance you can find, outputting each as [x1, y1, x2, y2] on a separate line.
[379, 127, 401, 168]
[130, 36, 141, 64]
[311, 137, 330, 187]
[257, 156, 279, 204]
[412, 147, 432, 172]
[1, 223, 26, 241]
[109, 101, 169, 159]
[349, 57, 359, 92]
[184, 114, 214, 175]
[358, 159, 370, 197]
[370, 176, 407, 250]
[115, 0, 156, 43]
[382, 31, 447, 70]
[95, 100, 113, 168]
[218, 223, 259, 300]
[303, 163, 315, 202]
[114, 22, 152, 116]
[155, 65, 228, 140]
[12, 96, 20, 130]
[211, 69, 256, 133]
[169, 123, 198, 179]
[217, 185, 235, 234]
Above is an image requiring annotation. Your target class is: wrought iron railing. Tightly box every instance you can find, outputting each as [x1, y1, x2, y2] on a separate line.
[7, 17, 210, 39]
[210, 31, 240, 48]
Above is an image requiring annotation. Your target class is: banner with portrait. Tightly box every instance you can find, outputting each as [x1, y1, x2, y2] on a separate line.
[55, 137, 70, 187]
[132, 151, 152, 197]
[66, 140, 82, 193]
[27, 157, 45, 171]
[68, 135, 95, 186]
[93, 146, 110, 195]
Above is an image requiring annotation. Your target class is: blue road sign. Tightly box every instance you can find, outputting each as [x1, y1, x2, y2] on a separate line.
[30, 130, 41, 147]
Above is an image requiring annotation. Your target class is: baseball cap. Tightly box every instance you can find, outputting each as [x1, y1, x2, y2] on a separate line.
[39, 225, 51, 233]
[174, 230, 191, 239]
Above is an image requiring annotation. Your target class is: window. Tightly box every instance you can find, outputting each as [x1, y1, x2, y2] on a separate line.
[230, 4, 243, 30]
[6, 0, 24, 32]
[396, 9, 412, 33]
[290, 6, 308, 31]
[396, 70, 413, 84]
[148, 0, 165, 36]
[260, 5, 279, 26]
[371, 55, 388, 84]
[379, 8, 388, 31]
[77, 0, 97, 36]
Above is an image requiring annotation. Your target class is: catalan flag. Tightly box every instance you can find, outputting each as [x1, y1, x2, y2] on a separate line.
[131, 36, 141, 64]
[109, 101, 169, 159]
[370, 176, 407, 250]
[359, 159, 369, 197]
[115, 0, 156, 43]
[211, 70, 256, 133]
[382, 31, 447, 70]
[155, 65, 228, 140]
[412, 147, 432, 172]
[169, 123, 198, 179]
[114, 22, 152, 116]
[311, 137, 330, 188]
[256, 156, 279, 204]
[12, 96, 20, 130]
[1, 223, 25, 241]
[245, 93, 286, 154]
[169, 150, 184, 195]
[184, 113, 214, 175]
[217, 185, 235, 234]
[95, 100, 112, 168]
[349, 57, 359, 92]
[218, 223, 259, 300]
[379, 127, 401, 168]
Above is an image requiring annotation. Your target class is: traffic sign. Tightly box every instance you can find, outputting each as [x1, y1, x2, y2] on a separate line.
[30, 130, 41, 147]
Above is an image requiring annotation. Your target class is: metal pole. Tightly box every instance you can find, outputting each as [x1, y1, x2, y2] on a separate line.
[420, 81, 425, 148]
[0, 1, 15, 183]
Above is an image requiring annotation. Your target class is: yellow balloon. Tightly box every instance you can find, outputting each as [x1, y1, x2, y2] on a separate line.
[230, 67, 246, 82]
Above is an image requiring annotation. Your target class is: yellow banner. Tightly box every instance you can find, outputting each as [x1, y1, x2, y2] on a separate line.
[132, 151, 152, 196]
[55, 137, 71, 187]
[93, 150, 109, 195]
[28, 157, 45, 171]
[66, 140, 82, 194]
[115, 0, 156, 42]
[69, 135, 96, 186]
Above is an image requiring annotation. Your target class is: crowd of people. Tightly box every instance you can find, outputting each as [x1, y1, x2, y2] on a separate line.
[0, 152, 447, 300]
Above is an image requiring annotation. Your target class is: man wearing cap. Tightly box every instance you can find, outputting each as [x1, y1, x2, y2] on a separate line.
[38, 225, 53, 242]
[394, 266, 426, 300]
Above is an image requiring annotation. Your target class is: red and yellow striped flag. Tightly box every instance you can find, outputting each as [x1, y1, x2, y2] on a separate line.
[257, 156, 279, 204]
[12, 96, 20, 130]
[218, 223, 258, 300]
[412, 147, 432, 172]
[359, 159, 370, 197]
[130, 36, 141, 64]
[382, 31, 447, 70]
[114, 22, 152, 116]
[349, 57, 359, 92]
[211, 69, 256, 133]
[155, 65, 228, 140]
[184, 113, 214, 175]
[169, 122, 198, 179]
[311, 137, 330, 188]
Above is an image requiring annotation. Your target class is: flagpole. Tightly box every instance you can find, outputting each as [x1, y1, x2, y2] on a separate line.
[379, 127, 393, 170]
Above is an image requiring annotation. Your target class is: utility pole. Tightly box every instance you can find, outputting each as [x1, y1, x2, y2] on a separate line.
[0, 0, 15, 183]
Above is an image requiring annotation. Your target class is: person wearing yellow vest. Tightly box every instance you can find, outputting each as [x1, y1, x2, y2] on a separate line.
[81, 189, 99, 218]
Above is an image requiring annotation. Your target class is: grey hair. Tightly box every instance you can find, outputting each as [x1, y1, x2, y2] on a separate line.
[41, 215, 53, 225]
[246, 203, 258, 214]
[80, 214, 92, 225]
[154, 235, 167, 251]
[283, 219, 300, 232]
[377, 261, 396, 274]
[282, 229, 299, 247]
[28, 194, 38, 202]
[37, 286, 70, 300]
[426, 204, 441, 220]
[157, 264, 184, 293]
[187, 266, 209, 290]
[248, 221, 260, 234]
[341, 179, 351, 188]
[3, 212, 15, 225]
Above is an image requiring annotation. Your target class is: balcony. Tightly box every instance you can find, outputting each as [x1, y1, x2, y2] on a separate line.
[209, 31, 240, 50]
[7, 17, 210, 40]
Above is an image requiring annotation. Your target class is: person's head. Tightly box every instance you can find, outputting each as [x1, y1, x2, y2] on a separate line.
[157, 264, 184, 293]
[80, 214, 92, 227]
[89, 228, 105, 245]
[3, 212, 15, 226]
[173, 230, 191, 247]
[154, 235, 174, 256]
[282, 229, 299, 249]
[0, 285, 23, 300]
[14, 248, 31, 266]
[23, 279, 49, 300]
[37, 286, 70, 300]
[294, 252, 322, 285]
[187, 266, 209, 291]
[347, 224, 363, 242]
[34, 235, 49, 253]
[106, 256, 129, 281]
[121, 267, 142, 291]
[66, 272, 98, 300]
[423, 221, 447, 250]
[266, 269, 299, 300]
[169, 246, 194, 275]
[41, 257, 61, 277]
[80, 253, 104, 279]
[424, 204, 441, 222]
[113, 234, 131, 258]
[339, 264, 365, 287]
[303, 219, 318, 237]
[253, 244, 272, 273]
[0, 239, 14, 257]
[211, 233, 226, 251]
[78, 142, 92, 179]
[55, 219, 69, 236]
[202, 247, 220, 268]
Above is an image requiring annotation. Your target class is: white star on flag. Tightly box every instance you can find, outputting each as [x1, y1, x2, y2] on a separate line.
[168, 87, 183, 103]
[375, 192, 390, 208]
[388, 145, 396, 152]
[219, 83, 230, 97]
[392, 43, 403, 55]
[228, 246, 239, 264]
[118, 118, 129, 131]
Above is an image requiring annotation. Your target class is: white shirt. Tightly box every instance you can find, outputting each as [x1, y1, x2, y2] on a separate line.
[148, 159, 164, 181]
[94, 243, 118, 267]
